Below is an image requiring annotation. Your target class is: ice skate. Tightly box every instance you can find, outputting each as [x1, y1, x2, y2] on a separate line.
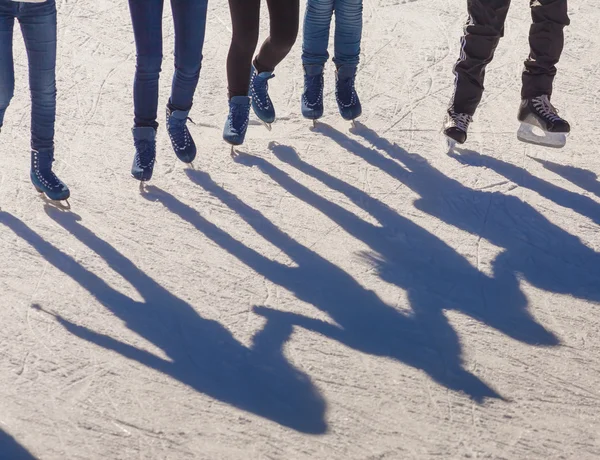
[30, 149, 70, 203]
[443, 110, 472, 151]
[517, 95, 570, 148]
[301, 64, 324, 123]
[249, 64, 276, 129]
[335, 65, 361, 122]
[131, 126, 157, 182]
[166, 104, 196, 163]
[223, 96, 251, 150]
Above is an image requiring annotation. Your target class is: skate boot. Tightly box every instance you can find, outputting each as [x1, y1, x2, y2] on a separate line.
[250, 64, 276, 127]
[131, 126, 157, 182]
[335, 65, 362, 122]
[166, 104, 196, 163]
[301, 64, 324, 122]
[30, 149, 70, 201]
[443, 109, 472, 148]
[517, 95, 570, 148]
[223, 96, 251, 147]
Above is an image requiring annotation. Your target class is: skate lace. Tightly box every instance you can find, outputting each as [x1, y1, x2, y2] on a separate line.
[304, 74, 324, 105]
[168, 116, 194, 148]
[532, 95, 562, 123]
[43, 170, 63, 189]
[336, 77, 357, 108]
[251, 73, 274, 109]
[229, 103, 250, 133]
[134, 139, 155, 168]
[32, 150, 63, 190]
[450, 112, 472, 132]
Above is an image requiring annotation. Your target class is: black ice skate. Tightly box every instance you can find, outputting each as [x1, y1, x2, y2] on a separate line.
[517, 95, 570, 148]
[443, 110, 472, 149]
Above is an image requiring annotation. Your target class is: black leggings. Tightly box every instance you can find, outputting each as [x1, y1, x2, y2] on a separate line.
[227, 0, 299, 98]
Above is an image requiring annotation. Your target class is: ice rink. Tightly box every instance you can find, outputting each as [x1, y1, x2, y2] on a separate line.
[1, 0, 599, 458]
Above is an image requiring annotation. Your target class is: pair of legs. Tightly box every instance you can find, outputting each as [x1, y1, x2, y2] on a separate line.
[128, 0, 209, 180]
[0, 0, 57, 153]
[226, 0, 299, 98]
[0, 0, 69, 201]
[223, 0, 299, 147]
[300, 0, 363, 121]
[128, 0, 209, 129]
[451, 0, 569, 116]
[301, 0, 363, 69]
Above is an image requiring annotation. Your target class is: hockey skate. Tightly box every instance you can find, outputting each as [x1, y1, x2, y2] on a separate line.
[517, 95, 570, 149]
[443, 110, 472, 151]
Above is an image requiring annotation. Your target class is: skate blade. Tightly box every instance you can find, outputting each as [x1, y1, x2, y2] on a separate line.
[444, 135, 459, 154]
[34, 186, 71, 209]
[517, 123, 567, 149]
[261, 121, 273, 131]
[138, 179, 154, 194]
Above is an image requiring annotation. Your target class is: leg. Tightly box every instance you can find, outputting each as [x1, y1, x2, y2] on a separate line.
[450, 0, 511, 116]
[254, 0, 300, 72]
[19, 1, 69, 200]
[0, 3, 15, 129]
[332, 0, 362, 121]
[128, 0, 164, 129]
[522, 0, 569, 99]
[226, 0, 260, 98]
[19, 0, 57, 153]
[169, 0, 209, 111]
[302, 0, 334, 67]
[332, 0, 362, 69]
[165, 0, 209, 164]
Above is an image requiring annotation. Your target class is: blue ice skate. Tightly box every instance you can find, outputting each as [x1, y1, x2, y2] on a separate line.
[250, 65, 276, 127]
[30, 149, 70, 201]
[131, 126, 156, 182]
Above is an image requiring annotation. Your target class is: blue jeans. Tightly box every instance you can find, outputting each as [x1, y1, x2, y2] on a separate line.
[128, 0, 209, 129]
[302, 0, 362, 68]
[0, 0, 57, 153]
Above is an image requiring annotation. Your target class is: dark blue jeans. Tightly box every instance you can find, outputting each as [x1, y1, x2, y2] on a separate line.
[302, 0, 363, 68]
[0, 0, 57, 153]
[128, 0, 209, 129]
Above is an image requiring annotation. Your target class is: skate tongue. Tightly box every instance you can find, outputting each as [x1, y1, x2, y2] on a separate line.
[133, 126, 156, 141]
[304, 65, 324, 76]
[337, 65, 357, 79]
[230, 95, 250, 106]
[170, 109, 190, 120]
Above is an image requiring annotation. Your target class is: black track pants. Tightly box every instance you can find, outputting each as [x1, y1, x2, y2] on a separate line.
[450, 0, 569, 116]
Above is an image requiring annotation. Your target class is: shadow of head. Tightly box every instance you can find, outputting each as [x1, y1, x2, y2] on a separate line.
[268, 141, 301, 164]
[0, 429, 36, 460]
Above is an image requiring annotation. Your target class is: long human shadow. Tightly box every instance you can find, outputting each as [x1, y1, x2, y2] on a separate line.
[448, 149, 600, 225]
[0, 211, 326, 434]
[0, 429, 37, 459]
[143, 171, 502, 400]
[531, 157, 600, 200]
[318, 122, 600, 304]
[259, 141, 555, 343]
